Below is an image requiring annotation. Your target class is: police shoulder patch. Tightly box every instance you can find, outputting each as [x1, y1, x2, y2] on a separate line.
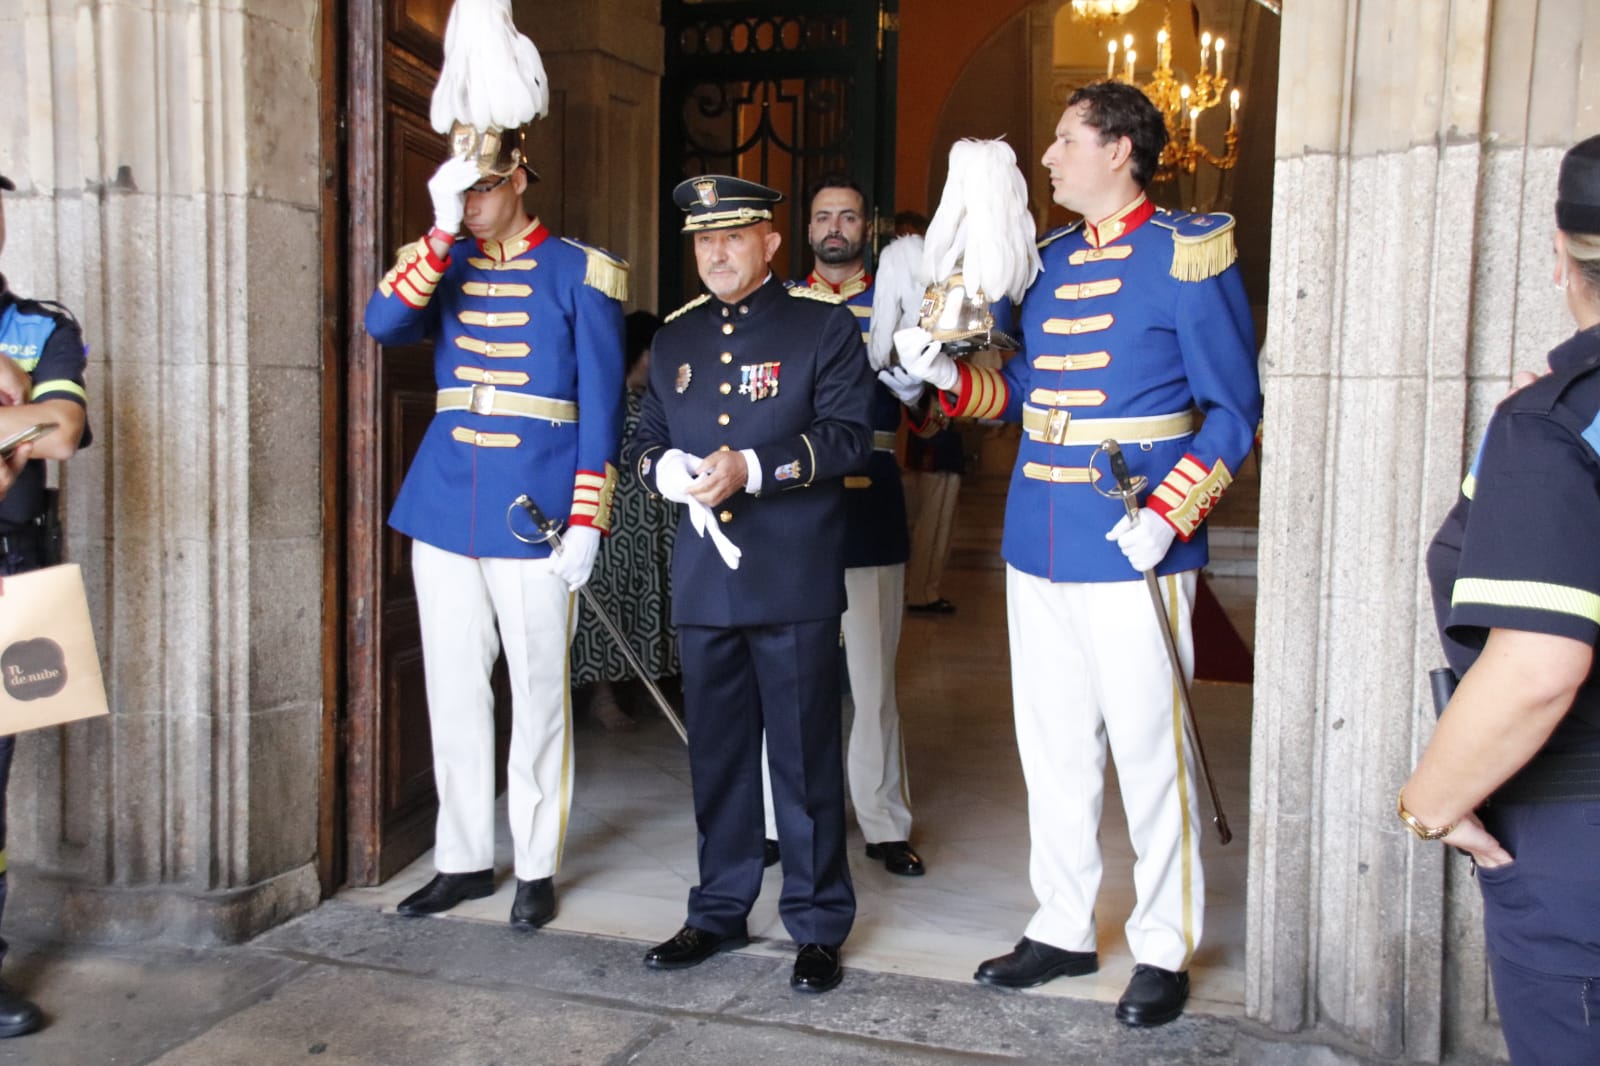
[1151, 211, 1237, 282]
[562, 238, 631, 301]
[663, 293, 711, 323]
[787, 285, 845, 305]
[1037, 221, 1084, 250]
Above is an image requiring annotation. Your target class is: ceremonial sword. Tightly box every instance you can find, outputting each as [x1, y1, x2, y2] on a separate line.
[506, 494, 689, 745]
[1092, 439, 1233, 845]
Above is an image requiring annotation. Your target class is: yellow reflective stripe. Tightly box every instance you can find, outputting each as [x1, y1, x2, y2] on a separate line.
[1451, 578, 1600, 624]
[0, 848, 6, 876]
[30, 379, 86, 402]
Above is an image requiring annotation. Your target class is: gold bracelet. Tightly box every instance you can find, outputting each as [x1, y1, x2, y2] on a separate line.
[1396, 787, 1456, 841]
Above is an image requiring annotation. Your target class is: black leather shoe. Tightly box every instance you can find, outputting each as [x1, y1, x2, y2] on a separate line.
[865, 840, 925, 876]
[790, 943, 843, 993]
[763, 838, 781, 868]
[395, 870, 495, 917]
[974, 937, 1098, 988]
[643, 925, 748, 970]
[0, 983, 41, 1039]
[1115, 964, 1189, 1027]
[509, 877, 556, 930]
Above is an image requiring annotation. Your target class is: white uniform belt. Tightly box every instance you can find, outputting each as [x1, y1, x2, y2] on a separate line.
[873, 430, 896, 452]
[437, 386, 577, 424]
[1021, 405, 1198, 446]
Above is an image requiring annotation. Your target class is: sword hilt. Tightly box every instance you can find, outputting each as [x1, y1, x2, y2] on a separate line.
[1090, 439, 1148, 521]
[507, 494, 562, 547]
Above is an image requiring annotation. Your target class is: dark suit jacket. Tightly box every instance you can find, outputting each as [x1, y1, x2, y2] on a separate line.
[627, 275, 873, 627]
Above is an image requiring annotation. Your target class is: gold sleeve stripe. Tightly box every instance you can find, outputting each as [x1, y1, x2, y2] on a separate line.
[30, 380, 86, 402]
[1069, 245, 1134, 265]
[574, 464, 619, 531]
[1148, 457, 1232, 538]
[461, 281, 533, 298]
[800, 434, 818, 487]
[1034, 352, 1112, 372]
[395, 277, 430, 309]
[959, 365, 1008, 420]
[459, 310, 531, 327]
[454, 336, 531, 359]
[1451, 578, 1600, 624]
[636, 444, 664, 483]
[413, 257, 443, 285]
[1028, 388, 1106, 407]
[574, 472, 610, 489]
[1461, 473, 1477, 500]
[379, 276, 394, 297]
[571, 502, 599, 515]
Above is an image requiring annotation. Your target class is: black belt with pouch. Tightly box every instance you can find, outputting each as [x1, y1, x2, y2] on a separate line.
[1431, 665, 1600, 804]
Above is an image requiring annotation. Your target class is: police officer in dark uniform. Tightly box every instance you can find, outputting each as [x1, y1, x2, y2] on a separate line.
[1403, 134, 1600, 1065]
[628, 175, 872, 993]
[0, 171, 92, 1038]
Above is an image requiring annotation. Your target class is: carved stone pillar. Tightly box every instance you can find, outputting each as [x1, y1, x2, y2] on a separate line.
[1251, 1, 1596, 1060]
[0, 0, 324, 943]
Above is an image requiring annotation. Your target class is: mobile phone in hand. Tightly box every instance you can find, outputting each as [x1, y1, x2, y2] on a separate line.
[0, 422, 59, 459]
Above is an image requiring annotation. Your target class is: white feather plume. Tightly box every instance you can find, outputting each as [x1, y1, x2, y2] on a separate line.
[869, 234, 928, 370]
[430, 0, 550, 134]
[920, 139, 1040, 303]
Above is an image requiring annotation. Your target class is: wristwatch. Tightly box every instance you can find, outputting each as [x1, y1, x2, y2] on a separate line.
[1396, 788, 1456, 841]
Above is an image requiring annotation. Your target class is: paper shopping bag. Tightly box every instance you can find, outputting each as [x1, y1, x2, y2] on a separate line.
[0, 563, 110, 733]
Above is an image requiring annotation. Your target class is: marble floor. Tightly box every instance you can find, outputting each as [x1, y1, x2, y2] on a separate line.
[338, 558, 1257, 1021]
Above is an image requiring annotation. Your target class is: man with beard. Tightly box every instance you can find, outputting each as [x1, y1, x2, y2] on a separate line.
[760, 176, 924, 877]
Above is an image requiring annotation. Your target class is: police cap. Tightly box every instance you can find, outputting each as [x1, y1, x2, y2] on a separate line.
[673, 175, 782, 233]
[1557, 134, 1600, 235]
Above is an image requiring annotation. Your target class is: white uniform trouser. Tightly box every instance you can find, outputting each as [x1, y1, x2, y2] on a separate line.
[763, 564, 913, 843]
[412, 540, 576, 881]
[905, 470, 959, 604]
[1007, 564, 1204, 972]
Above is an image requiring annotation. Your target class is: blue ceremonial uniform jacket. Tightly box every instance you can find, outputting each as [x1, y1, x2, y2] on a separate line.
[1428, 324, 1600, 756]
[946, 194, 1261, 582]
[365, 220, 626, 558]
[799, 270, 910, 569]
[0, 276, 91, 532]
[627, 275, 873, 627]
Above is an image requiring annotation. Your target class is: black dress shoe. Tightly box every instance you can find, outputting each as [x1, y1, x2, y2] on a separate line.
[762, 838, 781, 868]
[865, 840, 925, 876]
[907, 598, 955, 615]
[0, 983, 41, 1039]
[974, 937, 1098, 988]
[1115, 964, 1189, 1027]
[790, 943, 843, 993]
[643, 925, 748, 970]
[395, 870, 495, 917]
[509, 877, 556, 930]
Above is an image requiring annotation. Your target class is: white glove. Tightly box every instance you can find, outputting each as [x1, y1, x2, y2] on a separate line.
[877, 365, 927, 407]
[427, 156, 481, 235]
[687, 499, 742, 569]
[654, 448, 702, 503]
[549, 525, 601, 590]
[1105, 511, 1179, 573]
[894, 326, 959, 391]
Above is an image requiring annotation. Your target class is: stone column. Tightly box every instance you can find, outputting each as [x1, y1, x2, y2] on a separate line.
[516, 0, 663, 310]
[0, 0, 324, 943]
[1251, 0, 1597, 1060]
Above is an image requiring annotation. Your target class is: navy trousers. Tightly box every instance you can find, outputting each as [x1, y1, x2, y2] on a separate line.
[678, 618, 855, 948]
[1478, 801, 1600, 1065]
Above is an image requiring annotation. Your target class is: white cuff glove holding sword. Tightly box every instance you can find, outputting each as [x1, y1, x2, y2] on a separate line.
[1105, 506, 1179, 573]
[548, 525, 601, 590]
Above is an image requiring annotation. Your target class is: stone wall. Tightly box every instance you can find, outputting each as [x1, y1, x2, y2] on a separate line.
[0, 0, 325, 944]
[1251, 1, 1598, 1060]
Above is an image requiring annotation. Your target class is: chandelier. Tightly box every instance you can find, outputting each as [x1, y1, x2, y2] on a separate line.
[1069, 0, 1140, 31]
[1106, 12, 1241, 183]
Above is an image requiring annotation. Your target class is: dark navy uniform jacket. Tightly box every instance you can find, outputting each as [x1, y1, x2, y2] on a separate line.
[627, 275, 873, 627]
[798, 270, 910, 570]
[0, 276, 91, 533]
[1428, 324, 1600, 756]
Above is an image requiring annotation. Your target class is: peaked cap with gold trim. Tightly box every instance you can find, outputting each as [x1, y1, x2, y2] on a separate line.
[673, 175, 783, 233]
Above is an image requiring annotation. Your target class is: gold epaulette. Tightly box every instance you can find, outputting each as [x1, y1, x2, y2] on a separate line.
[562, 238, 631, 302]
[788, 285, 845, 304]
[1037, 222, 1083, 251]
[1152, 212, 1238, 282]
[664, 293, 711, 323]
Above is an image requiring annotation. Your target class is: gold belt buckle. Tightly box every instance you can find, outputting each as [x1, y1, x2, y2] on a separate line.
[469, 383, 496, 415]
[1043, 409, 1071, 445]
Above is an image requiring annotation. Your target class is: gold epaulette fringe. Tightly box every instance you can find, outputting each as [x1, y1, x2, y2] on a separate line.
[1037, 222, 1082, 250]
[1168, 223, 1237, 283]
[582, 249, 630, 301]
[664, 293, 710, 323]
[788, 286, 845, 304]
